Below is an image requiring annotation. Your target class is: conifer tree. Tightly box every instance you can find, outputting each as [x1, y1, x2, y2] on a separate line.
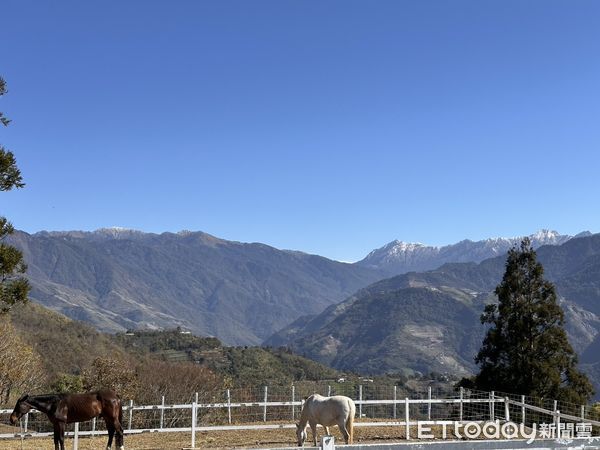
[474, 238, 593, 403]
[0, 77, 29, 313]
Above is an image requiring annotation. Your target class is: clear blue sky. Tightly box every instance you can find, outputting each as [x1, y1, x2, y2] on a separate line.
[2, 1, 599, 262]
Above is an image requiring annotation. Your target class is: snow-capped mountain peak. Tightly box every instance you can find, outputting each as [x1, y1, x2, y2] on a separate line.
[358, 230, 580, 275]
[381, 240, 427, 252]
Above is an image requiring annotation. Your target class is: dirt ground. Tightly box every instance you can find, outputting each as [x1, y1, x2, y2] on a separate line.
[0, 425, 431, 450]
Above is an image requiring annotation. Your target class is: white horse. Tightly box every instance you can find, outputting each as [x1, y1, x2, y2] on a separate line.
[296, 394, 355, 446]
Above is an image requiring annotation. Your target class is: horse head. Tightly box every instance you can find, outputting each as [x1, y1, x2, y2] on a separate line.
[10, 394, 31, 425]
[296, 423, 307, 447]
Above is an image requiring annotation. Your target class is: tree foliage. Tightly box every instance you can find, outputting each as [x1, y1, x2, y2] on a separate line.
[0, 77, 29, 313]
[114, 329, 340, 388]
[50, 373, 85, 394]
[474, 239, 593, 403]
[10, 302, 128, 382]
[0, 318, 44, 403]
[83, 357, 140, 401]
[134, 359, 224, 404]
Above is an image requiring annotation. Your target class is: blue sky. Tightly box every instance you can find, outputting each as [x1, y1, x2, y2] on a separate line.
[2, 1, 599, 262]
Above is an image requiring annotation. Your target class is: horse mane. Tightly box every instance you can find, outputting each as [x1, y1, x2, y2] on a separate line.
[29, 394, 65, 403]
[16, 394, 64, 415]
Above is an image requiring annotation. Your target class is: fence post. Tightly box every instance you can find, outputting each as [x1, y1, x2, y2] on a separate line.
[128, 399, 134, 431]
[359, 385, 363, 418]
[393, 385, 397, 419]
[328, 385, 331, 397]
[24, 413, 28, 433]
[459, 387, 464, 422]
[227, 389, 232, 424]
[263, 386, 268, 422]
[556, 409, 560, 431]
[553, 400, 558, 428]
[292, 385, 295, 421]
[405, 397, 410, 440]
[160, 396, 165, 429]
[428, 386, 432, 420]
[521, 395, 526, 425]
[73, 422, 79, 450]
[581, 404, 585, 422]
[191, 401, 197, 449]
[504, 397, 510, 422]
[489, 391, 495, 421]
[195, 392, 199, 404]
[92, 417, 96, 437]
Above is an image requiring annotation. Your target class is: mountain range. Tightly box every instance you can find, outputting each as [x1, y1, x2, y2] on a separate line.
[267, 233, 600, 394]
[9, 229, 382, 345]
[9, 227, 600, 393]
[356, 229, 589, 275]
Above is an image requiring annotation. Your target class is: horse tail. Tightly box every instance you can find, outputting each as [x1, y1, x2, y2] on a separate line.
[346, 399, 355, 444]
[118, 397, 123, 426]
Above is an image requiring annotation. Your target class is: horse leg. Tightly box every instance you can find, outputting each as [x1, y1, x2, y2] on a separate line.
[309, 421, 318, 447]
[106, 422, 115, 450]
[106, 416, 125, 449]
[54, 422, 66, 450]
[53, 424, 60, 450]
[337, 420, 350, 444]
[114, 418, 125, 450]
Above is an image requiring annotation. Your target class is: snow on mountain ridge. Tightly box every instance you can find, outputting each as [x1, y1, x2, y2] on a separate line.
[95, 227, 146, 237]
[358, 230, 578, 274]
[35, 228, 198, 239]
[378, 230, 566, 252]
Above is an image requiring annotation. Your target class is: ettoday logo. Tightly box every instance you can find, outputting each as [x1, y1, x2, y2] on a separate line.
[416, 420, 592, 443]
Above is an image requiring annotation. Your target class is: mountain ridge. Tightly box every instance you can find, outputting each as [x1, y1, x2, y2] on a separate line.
[10, 226, 595, 360]
[267, 233, 600, 393]
[356, 229, 584, 274]
[9, 229, 383, 346]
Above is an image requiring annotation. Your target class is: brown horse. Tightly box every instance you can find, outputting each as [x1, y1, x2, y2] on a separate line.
[10, 388, 124, 450]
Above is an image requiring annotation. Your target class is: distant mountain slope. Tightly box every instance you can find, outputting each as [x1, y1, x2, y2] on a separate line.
[291, 287, 483, 376]
[270, 234, 600, 389]
[356, 230, 584, 275]
[10, 229, 383, 345]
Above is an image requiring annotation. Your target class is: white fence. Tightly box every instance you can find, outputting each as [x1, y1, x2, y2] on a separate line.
[1, 386, 599, 448]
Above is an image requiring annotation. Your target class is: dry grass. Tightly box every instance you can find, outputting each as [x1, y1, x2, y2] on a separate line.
[0, 424, 430, 450]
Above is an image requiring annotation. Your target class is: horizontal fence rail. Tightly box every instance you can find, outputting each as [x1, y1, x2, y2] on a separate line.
[1, 385, 599, 448]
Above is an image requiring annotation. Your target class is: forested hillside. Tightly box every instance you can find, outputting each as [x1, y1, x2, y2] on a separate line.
[0, 302, 341, 406]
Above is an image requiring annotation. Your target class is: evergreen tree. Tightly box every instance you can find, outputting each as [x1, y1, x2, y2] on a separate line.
[0, 77, 29, 313]
[474, 238, 593, 403]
